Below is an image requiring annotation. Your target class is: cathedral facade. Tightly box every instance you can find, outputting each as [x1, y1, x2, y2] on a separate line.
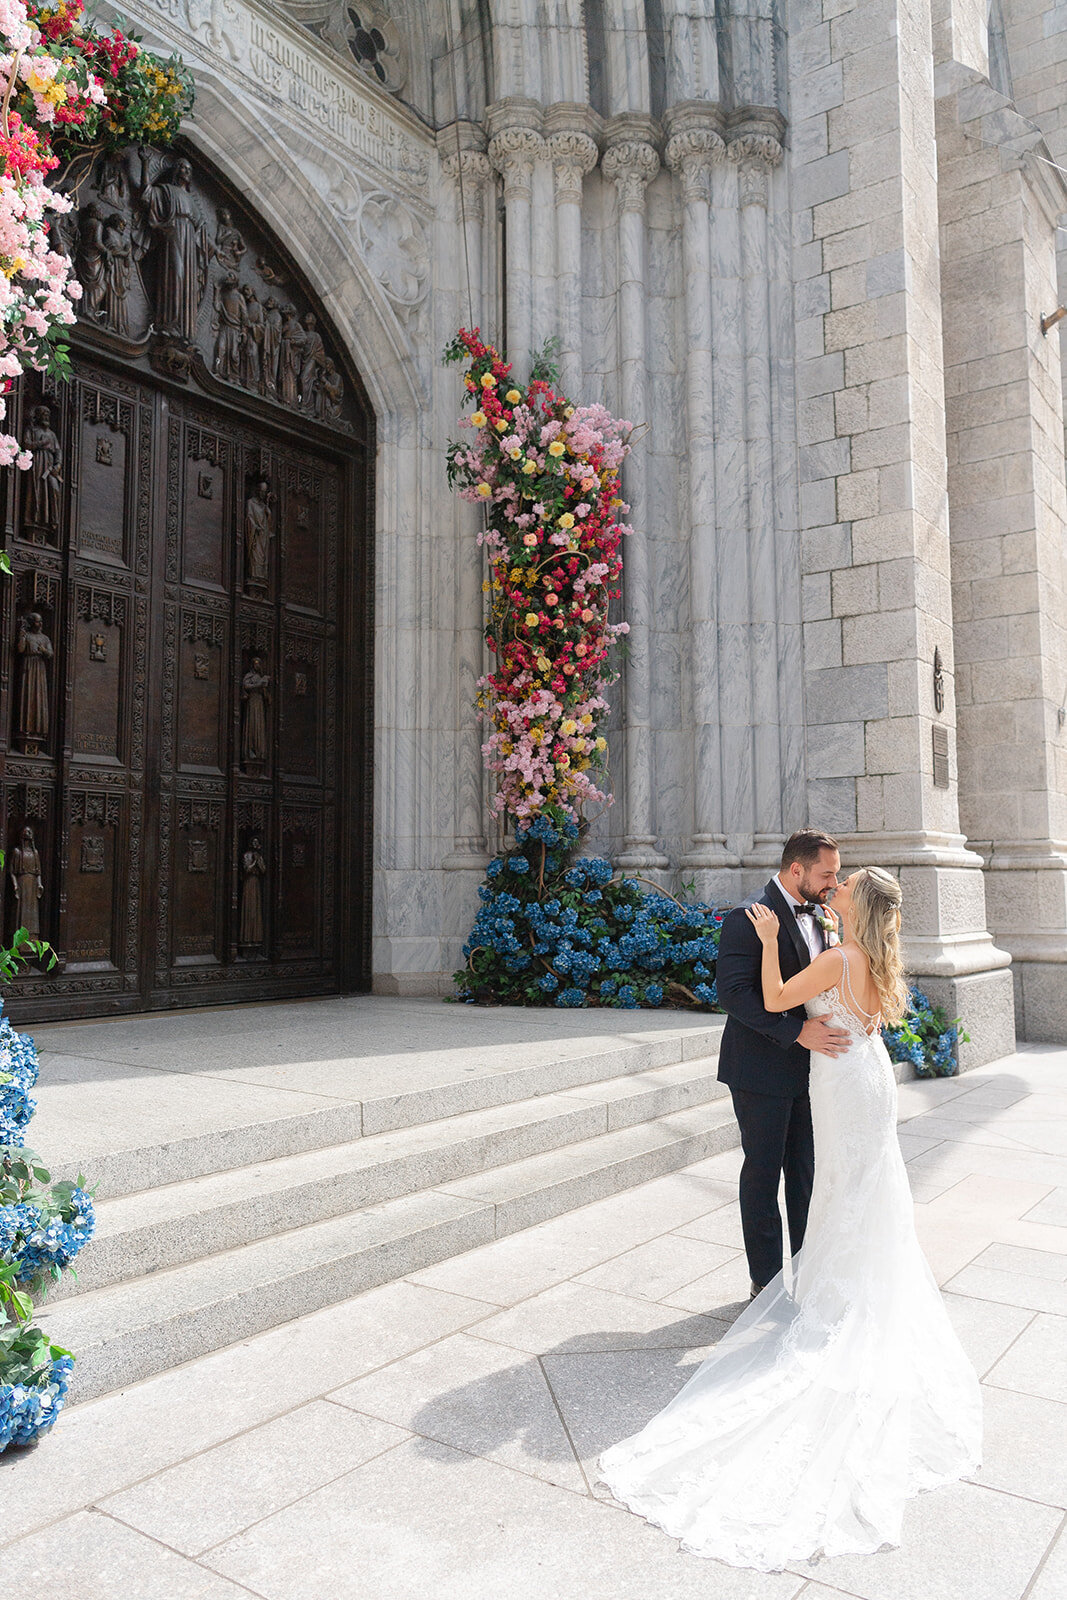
[2, 0, 1065, 1058]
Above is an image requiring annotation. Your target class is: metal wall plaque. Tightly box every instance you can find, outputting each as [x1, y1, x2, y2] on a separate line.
[932, 723, 950, 789]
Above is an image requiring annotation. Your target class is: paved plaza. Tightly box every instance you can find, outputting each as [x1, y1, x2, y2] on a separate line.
[2, 1026, 1066, 1600]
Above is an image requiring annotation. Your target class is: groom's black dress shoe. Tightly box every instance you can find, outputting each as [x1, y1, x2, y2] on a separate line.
[749, 1281, 764, 1301]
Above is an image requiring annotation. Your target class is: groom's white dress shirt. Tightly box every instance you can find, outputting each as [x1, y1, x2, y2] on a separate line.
[775, 874, 822, 962]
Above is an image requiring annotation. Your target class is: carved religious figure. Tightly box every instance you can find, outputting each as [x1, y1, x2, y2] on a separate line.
[24, 407, 62, 533]
[240, 836, 266, 947]
[240, 284, 265, 392]
[262, 296, 283, 395]
[299, 311, 326, 411]
[242, 656, 271, 767]
[78, 200, 109, 322]
[99, 151, 131, 210]
[279, 306, 304, 408]
[101, 213, 135, 335]
[9, 826, 44, 941]
[16, 612, 53, 751]
[320, 358, 344, 420]
[139, 151, 209, 344]
[212, 207, 246, 272]
[244, 480, 273, 588]
[212, 274, 244, 383]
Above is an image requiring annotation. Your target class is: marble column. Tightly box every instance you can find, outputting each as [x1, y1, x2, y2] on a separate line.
[603, 128, 668, 870]
[442, 146, 494, 869]
[668, 115, 739, 894]
[545, 118, 599, 396]
[735, 133, 785, 871]
[487, 110, 546, 376]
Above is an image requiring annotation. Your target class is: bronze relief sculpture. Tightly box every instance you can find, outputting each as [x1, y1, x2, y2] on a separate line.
[9, 826, 44, 940]
[17, 612, 53, 752]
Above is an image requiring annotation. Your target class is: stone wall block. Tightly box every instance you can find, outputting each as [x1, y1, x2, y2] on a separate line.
[804, 663, 889, 725]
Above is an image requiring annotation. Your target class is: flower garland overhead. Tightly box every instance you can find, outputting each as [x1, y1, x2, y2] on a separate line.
[445, 328, 631, 827]
[0, 0, 191, 485]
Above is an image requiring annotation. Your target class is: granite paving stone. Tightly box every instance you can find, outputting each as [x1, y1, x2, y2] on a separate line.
[327, 1333, 588, 1491]
[1026, 1187, 1067, 1226]
[201, 1437, 807, 1600]
[1026, 1525, 1067, 1600]
[969, 1386, 1067, 1508]
[940, 1292, 1035, 1377]
[0, 1510, 255, 1600]
[465, 1279, 734, 1357]
[984, 1311, 1067, 1403]
[574, 1234, 742, 1301]
[97, 1401, 410, 1556]
[787, 1479, 1062, 1600]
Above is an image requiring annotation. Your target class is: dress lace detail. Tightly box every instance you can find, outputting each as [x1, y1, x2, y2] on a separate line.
[597, 958, 982, 1572]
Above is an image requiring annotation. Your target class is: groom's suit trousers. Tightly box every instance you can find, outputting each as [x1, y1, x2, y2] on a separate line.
[729, 1086, 815, 1290]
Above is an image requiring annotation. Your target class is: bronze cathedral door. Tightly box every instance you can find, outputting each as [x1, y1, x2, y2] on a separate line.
[0, 147, 373, 1021]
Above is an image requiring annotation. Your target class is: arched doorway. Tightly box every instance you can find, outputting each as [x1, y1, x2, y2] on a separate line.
[1, 144, 374, 1020]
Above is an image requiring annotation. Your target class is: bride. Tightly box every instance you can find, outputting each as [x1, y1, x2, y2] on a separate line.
[598, 866, 981, 1571]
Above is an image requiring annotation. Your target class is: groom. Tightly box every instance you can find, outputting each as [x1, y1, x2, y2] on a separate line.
[716, 829, 848, 1298]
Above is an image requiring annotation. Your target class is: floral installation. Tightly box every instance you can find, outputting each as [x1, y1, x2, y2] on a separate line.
[455, 814, 726, 1010]
[0, 0, 191, 504]
[0, 861, 92, 1452]
[444, 327, 632, 827]
[883, 987, 969, 1078]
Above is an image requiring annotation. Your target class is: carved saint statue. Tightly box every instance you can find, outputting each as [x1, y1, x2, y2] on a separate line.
[240, 835, 266, 947]
[139, 151, 208, 344]
[240, 284, 265, 393]
[244, 480, 273, 588]
[101, 212, 135, 336]
[78, 200, 110, 322]
[241, 655, 271, 767]
[262, 297, 283, 396]
[99, 150, 131, 210]
[212, 207, 246, 272]
[9, 825, 44, 941]
[24, 407, 62, 532]
[278, 306, 304, 408]
[17, 612, 53, 751]
[212, 274, 244, 383]
[320, 358, 344, 420]
[299, 311, 326, 411]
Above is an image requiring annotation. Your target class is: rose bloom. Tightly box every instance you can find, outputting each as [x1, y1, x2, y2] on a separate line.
[524, 612, 539, 627]
[580, 607, 594, 621]
[471, 410, 487, 427]
[548, 440, 566, 457]
[476, 482, 492, 497]
[545, 592, 558, 605]
[505, 388, 521, 403]
[481, 372, 497, 388]
[558, 512, 575, 529]
[521, 459, 538, 475]
[523, 532, 537, 546]
[495, 418, 508, 432]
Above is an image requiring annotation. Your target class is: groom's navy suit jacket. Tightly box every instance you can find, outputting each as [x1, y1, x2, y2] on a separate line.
[716, 878, 820, 1099]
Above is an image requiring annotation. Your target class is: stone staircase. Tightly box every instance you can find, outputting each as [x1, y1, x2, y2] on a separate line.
[42, 1016, 736, 1404]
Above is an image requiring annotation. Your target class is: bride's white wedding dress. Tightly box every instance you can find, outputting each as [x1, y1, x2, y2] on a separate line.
[598, 954, 982, 1572]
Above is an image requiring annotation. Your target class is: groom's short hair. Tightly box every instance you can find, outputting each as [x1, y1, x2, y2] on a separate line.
[781, 829, 839, 869]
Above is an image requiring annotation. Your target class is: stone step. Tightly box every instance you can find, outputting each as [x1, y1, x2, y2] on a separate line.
[55, 1059, 729, 1299]
[49, 1097, 739, 1404]
[72, 1019, 725, 1201]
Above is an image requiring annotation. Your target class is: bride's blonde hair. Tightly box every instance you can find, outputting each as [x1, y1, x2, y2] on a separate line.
[849, 867, 908, 1026]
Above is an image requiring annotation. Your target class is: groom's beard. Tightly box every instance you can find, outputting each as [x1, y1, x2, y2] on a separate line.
[796, 875, 835, 905]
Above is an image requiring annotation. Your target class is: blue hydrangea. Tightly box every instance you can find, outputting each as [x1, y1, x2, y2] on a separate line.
[508, 855, 530, 874]
[485, 858, 504, 879]
[0, 1353, 74, 1451]
[0, 1019, 41, 1146]
[555, 987, 585, 1007]
[537, 972, 559, 993]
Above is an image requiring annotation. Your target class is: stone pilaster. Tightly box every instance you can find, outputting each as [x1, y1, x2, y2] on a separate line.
[733, 123, 787, 871]
[487, 100, 546, 376]
[667, 105, 738, 895]
[544, 104, 599, 397]
[441, 135, 494, 871]
[935, 72, 1067, 1042]
[787, 0, 1012, 1064]
[602, 119, 667, 871]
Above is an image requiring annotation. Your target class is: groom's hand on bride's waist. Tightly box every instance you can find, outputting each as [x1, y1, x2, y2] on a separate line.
[797, 1018, 850, 1058]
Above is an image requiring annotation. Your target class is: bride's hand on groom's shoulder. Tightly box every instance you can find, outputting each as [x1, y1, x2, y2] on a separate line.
[745, 904, 779, 944]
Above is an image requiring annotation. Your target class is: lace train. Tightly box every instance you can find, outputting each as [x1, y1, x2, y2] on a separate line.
[598, 993, 982, 1571]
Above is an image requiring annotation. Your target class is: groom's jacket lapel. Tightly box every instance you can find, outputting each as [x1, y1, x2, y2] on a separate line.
[765, 877, 811, 971]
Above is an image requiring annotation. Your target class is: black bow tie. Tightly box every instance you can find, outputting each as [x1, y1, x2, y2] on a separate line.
[794, 903, 820, 917]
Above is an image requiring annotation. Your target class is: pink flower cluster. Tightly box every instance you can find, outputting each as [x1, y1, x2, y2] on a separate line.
[0, 0, 83, 466]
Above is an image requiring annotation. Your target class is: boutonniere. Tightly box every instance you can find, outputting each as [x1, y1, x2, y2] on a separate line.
[815, 907, 840, 946]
